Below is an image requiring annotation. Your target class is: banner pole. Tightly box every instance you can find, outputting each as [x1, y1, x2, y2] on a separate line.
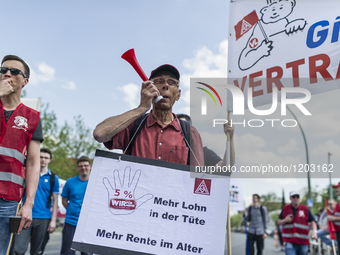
[227, 110, 232, 255]
[332, 240, 336, 255]
[244, 214, 250, 255]
[6, 203, 21, 255]
[227, 201, 232, 255]
[325, 199, 337, 254]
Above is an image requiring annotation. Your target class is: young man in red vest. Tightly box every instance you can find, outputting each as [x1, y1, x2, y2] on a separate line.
[277, 190, 317, 255]
[317, 199, 337, 250]
[0, 55, 42, 254]
[328, 183, 340, 255]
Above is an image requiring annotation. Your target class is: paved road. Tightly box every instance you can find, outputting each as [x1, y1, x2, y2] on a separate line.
[229, 232, 284, 255]
[24, 230, 62, 255]
[34, 230, 282, 255]
[25, 230, 333, 255]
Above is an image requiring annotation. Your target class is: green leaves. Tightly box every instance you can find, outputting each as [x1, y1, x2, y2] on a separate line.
[41, 104, 103, 180]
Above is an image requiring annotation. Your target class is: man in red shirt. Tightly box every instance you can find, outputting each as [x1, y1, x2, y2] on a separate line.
[328, 183, 340, 255]
[93, 65, 204, 166]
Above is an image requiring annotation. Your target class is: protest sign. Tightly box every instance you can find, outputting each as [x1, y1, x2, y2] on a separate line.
[228, 0, 340, 107]
[229, 179, 245, 212]
[72, 150, 230, 254]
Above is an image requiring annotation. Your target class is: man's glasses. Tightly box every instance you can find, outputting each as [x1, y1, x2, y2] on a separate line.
[78, 164, 90, 168]
[0, 67, 27, 78]
[152, 78, 179, 87]
[291, 195, 300, 199]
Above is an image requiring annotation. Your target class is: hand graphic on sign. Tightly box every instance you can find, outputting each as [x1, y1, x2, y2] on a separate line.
[103, 166, 153, 215]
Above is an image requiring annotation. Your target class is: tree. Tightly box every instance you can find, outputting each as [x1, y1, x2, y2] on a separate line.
[260, 192, 282, 212]
[21, 89, 27, 98]
[41, 104, 103, 180]
[281, 188, 286, 209]
[230, 212, 243, 228]
[319, 186, 337, 205]
[300, 186, 330, 214]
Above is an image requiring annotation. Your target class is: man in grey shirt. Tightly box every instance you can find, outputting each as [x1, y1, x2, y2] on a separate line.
[244, 194, 268, 255]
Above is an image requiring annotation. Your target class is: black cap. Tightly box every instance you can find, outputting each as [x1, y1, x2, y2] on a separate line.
[149, 64, 180, 80]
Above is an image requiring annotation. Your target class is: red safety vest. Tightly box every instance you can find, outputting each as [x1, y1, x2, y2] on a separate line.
[281, 204, 310, 245]
[0, 101, 39, 201]
[333, 202, 340, 231]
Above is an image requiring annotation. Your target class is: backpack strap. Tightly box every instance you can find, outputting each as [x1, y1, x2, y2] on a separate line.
[248, 206, 252, 222]
[178, 119, 191, 165]
[260, 205, 266, 232]
[47, 172, 55, 208]
[125, 114, 149, 155]
[126, 114, 191, 165]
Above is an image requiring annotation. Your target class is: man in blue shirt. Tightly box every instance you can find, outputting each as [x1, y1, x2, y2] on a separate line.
[11, 148, 59, 255]
[60, 156, 92, 255]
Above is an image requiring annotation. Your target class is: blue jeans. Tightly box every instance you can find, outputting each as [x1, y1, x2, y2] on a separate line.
[0, 199, 18, 255]
[285, 242, 309, 255]
[317, 228, 338, 247]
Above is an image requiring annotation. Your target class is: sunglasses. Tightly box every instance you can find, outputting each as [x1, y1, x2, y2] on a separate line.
[0, 67, 27, 78]
[291, 195, 300, 199]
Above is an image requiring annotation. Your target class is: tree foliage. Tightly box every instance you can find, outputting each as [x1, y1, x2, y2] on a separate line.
[301, 185, 337, 214]
[260, 192, 282, 212]
[41, 104, 103, 180]
[230, 212, 243, 228]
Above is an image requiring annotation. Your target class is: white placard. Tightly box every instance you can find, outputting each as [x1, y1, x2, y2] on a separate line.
[229, 178, 245, 212]
[73, 150, 230, 255]
[21, 98, 41, 111]
[228, 0, 340, 108]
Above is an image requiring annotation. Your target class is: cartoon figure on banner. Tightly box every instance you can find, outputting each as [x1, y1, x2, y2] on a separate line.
[103, 166, 153, 215]
[236, 0, 307, 71]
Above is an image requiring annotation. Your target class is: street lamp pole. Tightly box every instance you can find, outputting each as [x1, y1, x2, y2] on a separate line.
[329, 152, 332, 199]
[286, 106, 311, 205]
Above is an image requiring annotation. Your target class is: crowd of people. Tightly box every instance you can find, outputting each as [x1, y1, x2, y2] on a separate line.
[0, 54, 338, 255]
[0, 55, 234, 254]
[243, 189, 340, 255]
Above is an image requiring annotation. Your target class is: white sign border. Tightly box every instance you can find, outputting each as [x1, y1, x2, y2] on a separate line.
[72, 150, 230, 255]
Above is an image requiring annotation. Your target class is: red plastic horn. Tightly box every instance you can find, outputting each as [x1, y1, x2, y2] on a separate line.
[121, 49, 163, 103]
[121, 49, 148, 81]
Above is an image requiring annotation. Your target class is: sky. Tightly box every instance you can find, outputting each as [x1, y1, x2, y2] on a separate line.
[3, 0, 340, 208]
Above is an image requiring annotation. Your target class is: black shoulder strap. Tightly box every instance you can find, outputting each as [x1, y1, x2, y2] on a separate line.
[178, 119, 191, 165]
[47, 172, 55, 208]
[248, 206, 252, 222]
[126, 114, 149, 155]
[178, 119, 191, 147]
[260, 205, 266, 231]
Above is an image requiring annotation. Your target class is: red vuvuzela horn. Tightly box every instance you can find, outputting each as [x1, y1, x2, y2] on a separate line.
[121, 49, 163, 103]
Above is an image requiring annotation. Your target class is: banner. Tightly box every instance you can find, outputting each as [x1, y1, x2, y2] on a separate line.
[228, 0, 340, 107]
[21, 98, 41, 111]
[72, 150, 230, 255]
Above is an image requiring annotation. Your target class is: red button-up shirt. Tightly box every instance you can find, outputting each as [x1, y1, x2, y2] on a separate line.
[104, 113, 204, 166]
